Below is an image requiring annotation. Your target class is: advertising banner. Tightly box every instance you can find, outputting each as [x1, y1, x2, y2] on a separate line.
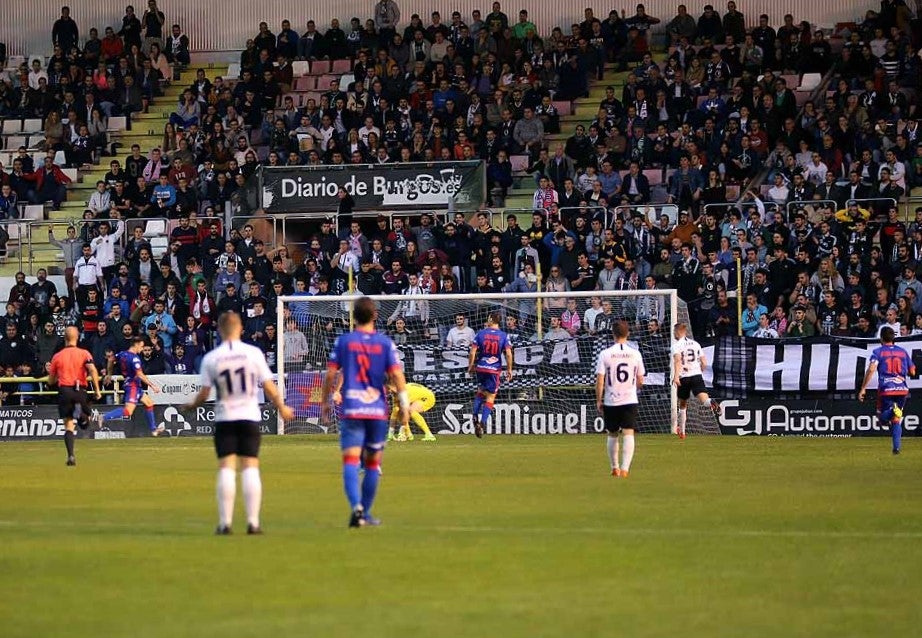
[709, 335, 922, 396]
[146, 374, 264, 405]
[716, 398, 921, 437]
[259, 161, 485, 212]
[395, 336, 669, 392]
[0, 405, 278, 441]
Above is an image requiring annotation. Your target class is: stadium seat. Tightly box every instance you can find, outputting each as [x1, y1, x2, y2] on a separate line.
[53, 150, 66, 165]
[798, 73, 822, 91]
[552, 100, 572, 116]
[309, 60, 331, 75]
[21, 119, 42, 134]
[2, 119, 23, 134]
[509, 154, 530, 172]
[317, 74, 339, 90]
[0, 151, 13, 166]
[5, 135, 26, 150]
[107, 116, 128, 132]
[143, 219, 167, 237]
[59, 168, 78, 181]
[643, 169, 663, 186]
[780, 74, 799, 88]
[339, 73, 355, 89]
[291, 60, 310, 77]
[149, 236, 169, 259]
[23, 204, 44, 220]
[331, 59, 352, 74]
[226, 63, 241, 79]
[294, 76, 315, 91]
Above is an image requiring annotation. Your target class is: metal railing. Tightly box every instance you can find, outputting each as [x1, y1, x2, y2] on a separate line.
[614, 203, 680, 225]
[786, 199, 838, 221]
[0, 219, 30, 272]
[0, 375, 122, 402]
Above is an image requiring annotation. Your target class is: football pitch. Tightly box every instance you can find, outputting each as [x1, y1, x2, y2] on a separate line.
[1, 435, 921, 638]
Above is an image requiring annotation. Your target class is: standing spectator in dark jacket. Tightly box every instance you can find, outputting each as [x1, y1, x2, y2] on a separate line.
[487, 150, 513, 206]
[119, 5, 143, 50]
[52, 7, 79, 54]
[142, 0, 166, 54]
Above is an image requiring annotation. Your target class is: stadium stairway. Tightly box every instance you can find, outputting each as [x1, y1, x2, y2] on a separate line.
[501, 59, 655, 224]
[3, 65, 228, 278]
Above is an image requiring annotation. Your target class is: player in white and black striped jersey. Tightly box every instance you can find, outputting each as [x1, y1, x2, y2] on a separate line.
[671, 323, 721, 439]
[595, 320, 645, 478]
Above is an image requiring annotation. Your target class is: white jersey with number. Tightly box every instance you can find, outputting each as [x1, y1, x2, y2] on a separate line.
[595, 342, 645, 406]
[200, 340, 273, 422]
[672, 336, 704, 377]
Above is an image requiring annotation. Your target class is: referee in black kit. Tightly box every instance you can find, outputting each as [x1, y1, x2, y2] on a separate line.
[48, 326, 103, 466]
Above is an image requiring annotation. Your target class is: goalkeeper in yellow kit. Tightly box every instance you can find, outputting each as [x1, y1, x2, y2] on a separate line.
[387, 382, 437, 441]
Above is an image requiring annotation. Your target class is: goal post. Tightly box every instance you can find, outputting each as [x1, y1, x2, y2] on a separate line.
[276, 289, 717, 436]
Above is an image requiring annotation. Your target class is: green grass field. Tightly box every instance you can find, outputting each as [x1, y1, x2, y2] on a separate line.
[1, 435, 921, 637]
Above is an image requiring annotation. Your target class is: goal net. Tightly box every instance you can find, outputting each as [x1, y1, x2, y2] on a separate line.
[275, 289, 719, 436]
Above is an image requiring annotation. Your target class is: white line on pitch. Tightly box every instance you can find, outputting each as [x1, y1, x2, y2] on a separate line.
[0, 519, 919, 540]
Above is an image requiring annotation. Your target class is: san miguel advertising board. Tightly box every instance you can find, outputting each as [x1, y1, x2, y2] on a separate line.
[259, 161, 485, 212]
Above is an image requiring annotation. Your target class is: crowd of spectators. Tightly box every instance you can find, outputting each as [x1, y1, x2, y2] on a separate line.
[2, 1, 922, 405]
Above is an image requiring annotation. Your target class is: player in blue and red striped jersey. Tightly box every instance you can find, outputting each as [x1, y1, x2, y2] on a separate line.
[467, 311, 514, 438]
[321, 297, 409, 528]
[859, 326, 917, 455]
[96, 336, 162, 435]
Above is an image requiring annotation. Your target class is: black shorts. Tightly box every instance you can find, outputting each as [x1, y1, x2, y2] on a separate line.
[57, 386, 93, 425]
[677, 374, 707, 400]
[602, 404, 638, 434]
[214, 420, 262, 459]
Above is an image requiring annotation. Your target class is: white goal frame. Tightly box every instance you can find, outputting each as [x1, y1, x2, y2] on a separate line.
[275, 289, 680, 435]
[276, 288, 679, 434]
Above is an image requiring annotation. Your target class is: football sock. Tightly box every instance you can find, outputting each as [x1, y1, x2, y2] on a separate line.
[621, 434, 635, 472]
[472, 392, 484, 420]
[145, 406, 156, 431]
[241, 467, 262, 528]
[892, 421, 903, 452]
[411, 412, 433, 436]
[480, 401, 493, 427]
[216, 467, 236, 528]
[606, 435, 618, 469]
[103, 407, 128, 421]
[361, 457, 382, 513]
[678, 408, 687, 435]
[64, 430, 75, 457]
[342, 455, 361, 509]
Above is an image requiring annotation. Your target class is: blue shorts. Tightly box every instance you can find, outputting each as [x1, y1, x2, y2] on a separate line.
[476, 372, 501, 395]
[124, 381, 145, 404]
[877, 394, 908, 421]
[340, 418, 389, 451]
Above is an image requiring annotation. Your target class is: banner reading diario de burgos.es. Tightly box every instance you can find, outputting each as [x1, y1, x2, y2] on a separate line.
[259, 161, 485, 212]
